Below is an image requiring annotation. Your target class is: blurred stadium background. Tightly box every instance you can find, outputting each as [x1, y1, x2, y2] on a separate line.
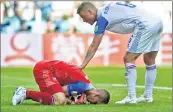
[1, 1, 172, 112]
[0, 1, 172, 66]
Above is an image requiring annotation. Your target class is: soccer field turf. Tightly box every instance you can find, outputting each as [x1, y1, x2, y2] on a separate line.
[1, 66, 172, 112]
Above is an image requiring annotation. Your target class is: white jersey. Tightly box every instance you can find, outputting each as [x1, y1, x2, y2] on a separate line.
[94, 2, 162, 35]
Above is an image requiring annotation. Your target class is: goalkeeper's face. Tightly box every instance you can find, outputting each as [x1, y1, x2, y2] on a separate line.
[86, 89, 110, 104]
[86, 90, 100, 104]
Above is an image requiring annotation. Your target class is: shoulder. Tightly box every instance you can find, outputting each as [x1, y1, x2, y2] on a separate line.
[96, 5, 110, 25]
[98, 4, 111, 19]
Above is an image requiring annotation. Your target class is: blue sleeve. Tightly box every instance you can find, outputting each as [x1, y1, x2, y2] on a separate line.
[94, 16, 108, 35]
[67, 81, 91, 96]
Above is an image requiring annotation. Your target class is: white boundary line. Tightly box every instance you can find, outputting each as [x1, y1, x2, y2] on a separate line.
[2, 76, 172, 90]
[1, 84, 172, 91]
[95, 84, 172, 90]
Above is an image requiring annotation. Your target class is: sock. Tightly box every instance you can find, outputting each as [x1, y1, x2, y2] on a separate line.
[125, 63, 137, 98]
[144, 64, 157, 98]
[26, 90, 55, 105]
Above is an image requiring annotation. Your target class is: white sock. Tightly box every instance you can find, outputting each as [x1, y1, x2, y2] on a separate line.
[144, 64, 157, 98]
[125, 63, 137, 98]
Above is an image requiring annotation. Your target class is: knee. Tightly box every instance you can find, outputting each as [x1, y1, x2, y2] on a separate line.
[123, 55, 128, 63]
[53, 93, 66, 105]
[33, 60, 47, 71]
[123, 55, 134, 63]
[33, 60, 48, 77]
[144, 56, 155, 65]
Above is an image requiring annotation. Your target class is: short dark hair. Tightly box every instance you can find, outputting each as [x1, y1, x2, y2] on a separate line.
[99, 89, 110, 104]
[77, 2, 96, 14]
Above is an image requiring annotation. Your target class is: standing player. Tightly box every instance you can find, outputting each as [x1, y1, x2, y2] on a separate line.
[76, 2, 163, 104]
[12, 60, 110, 105]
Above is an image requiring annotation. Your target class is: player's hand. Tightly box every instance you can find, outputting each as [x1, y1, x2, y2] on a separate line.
[77, 65, 85, 70]
[75, 93, 87, 104]
[66, 62, 80, 68]
[66, 62, 85, 70]
[66, 62, 74, 66]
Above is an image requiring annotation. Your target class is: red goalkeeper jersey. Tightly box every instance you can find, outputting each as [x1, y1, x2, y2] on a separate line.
[45, 60, 91, 86]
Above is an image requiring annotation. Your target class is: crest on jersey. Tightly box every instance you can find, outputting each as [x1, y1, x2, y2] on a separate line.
[94, 25, 98, 33]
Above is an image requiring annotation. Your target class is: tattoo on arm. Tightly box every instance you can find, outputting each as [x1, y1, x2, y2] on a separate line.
[81, 34, 103, 68]
[86, 44, 97, 58]
[84, 41, 99, 64]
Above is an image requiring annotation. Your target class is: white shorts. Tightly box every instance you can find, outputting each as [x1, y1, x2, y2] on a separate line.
[127, 21, 163, 53]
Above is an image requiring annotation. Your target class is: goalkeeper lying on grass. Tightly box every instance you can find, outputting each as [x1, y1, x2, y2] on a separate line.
[12, 60, 110, 105]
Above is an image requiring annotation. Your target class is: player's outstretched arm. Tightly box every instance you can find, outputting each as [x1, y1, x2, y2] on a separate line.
[79, 34, 103, 69]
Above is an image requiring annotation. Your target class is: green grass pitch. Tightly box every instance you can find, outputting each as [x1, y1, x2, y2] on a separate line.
[1, 66, 172, 112]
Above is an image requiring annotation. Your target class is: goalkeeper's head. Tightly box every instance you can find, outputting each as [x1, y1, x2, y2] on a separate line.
[85, 88, 110, 104]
